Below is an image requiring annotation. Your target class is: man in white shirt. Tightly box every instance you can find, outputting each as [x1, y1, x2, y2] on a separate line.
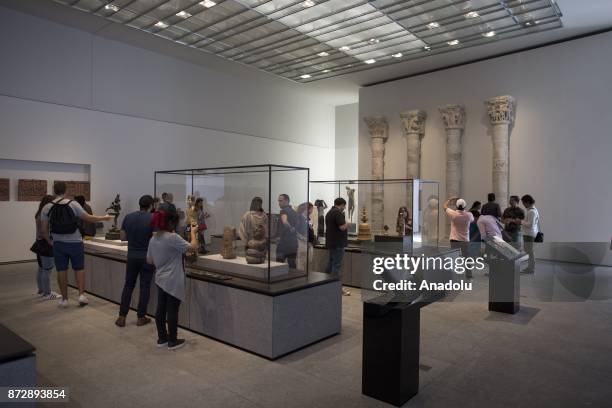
[521, 194, 540, 273]
[444, 197, 474, 278]
[41, 182, 113, 308]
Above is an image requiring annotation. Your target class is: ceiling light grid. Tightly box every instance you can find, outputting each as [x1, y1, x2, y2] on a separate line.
[53, 0, 563, 82]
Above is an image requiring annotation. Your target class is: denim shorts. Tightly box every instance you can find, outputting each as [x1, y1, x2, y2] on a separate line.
[53, 241, 85, 271]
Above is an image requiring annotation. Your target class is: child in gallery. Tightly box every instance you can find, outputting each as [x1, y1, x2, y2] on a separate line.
[147, 210, 198, 350]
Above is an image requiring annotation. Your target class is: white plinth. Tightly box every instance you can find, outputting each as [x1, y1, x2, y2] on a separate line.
[91, 236, 128, 246]
[197, 254, 289, 281]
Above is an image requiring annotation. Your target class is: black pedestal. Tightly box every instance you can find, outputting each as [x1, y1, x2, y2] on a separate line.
[488, 257, 520, 314]
[362, 300, 420, 406]
[105, 228, 121, 240]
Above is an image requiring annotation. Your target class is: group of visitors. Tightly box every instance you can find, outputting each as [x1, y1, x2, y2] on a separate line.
[444, 192, 541, 275]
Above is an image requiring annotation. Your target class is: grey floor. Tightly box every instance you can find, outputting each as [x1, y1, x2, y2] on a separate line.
[1, 261, 612, 408]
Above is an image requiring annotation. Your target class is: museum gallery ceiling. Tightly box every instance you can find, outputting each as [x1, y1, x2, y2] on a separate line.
[53, 0, 563, 82]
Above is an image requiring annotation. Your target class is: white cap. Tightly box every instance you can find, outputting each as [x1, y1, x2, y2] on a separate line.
[456, 199, 466, 210]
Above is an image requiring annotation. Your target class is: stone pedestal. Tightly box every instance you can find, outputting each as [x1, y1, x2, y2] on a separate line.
[399, 110, 426, 180]
[486, 96, 516, 208]
[439, 105, 466, 239]
[364, 116, 388, 233]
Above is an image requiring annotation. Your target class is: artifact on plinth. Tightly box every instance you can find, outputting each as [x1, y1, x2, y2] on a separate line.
[396, 206, 412, 236]
[185, 195, 195, 226]
[400, 110, 427, 180]
[357, 207, 372, 241]
[105, 194, 122, 240]
[314, 199, 327, 237]
[220, 227, 237, 259]
[439, 104, 466, 239]
[364, 115, 389, 233]
[18, 179, 47, 201]
[239, 209, 268, 264]
[486, 95, 516, 207]
[346, 186, 356, 223]
[0, 178, 9, 201]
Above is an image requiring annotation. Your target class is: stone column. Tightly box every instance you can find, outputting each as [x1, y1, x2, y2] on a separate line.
[486, 96, 516, 208]
[439, 105, 466, 239]
[399, 110, 427, 180]
[364, 116, 388, 233]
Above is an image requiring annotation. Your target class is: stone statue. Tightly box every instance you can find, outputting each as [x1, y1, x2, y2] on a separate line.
[357, 206, 372, 241]
[105, 194, 122, 240]
[345, 186, 356, 222]
[239, 197, 268, 264]
[422, 196, 439, 245]
[314, 199, 327, 237]
[185, 195, 195, 226]
[396, 206, 412, 236]
[220, 227, 236, 259]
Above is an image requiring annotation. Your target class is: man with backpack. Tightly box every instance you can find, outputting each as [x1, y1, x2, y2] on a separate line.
[41, 181, 113, 308]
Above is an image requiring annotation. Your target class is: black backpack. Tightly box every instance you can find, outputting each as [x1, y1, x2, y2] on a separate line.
[49, 199, 78, 234]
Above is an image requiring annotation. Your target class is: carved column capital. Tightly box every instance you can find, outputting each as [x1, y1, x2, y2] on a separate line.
[364, 115, 389, 141]
[439, 104, 465, 130]
[486, 95, 516, 125]
[400, 110, 427, 136]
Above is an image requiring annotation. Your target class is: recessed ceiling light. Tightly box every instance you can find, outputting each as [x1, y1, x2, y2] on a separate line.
[317, 51, 329, 57]
[155, 21, 169, 29]
[465, 11, 479, 18]
[322, 69, 330, 73]
[524, 21, 536, 26]
[303, 0, 316, 7]
[483, 31, 496, 38]
[392, 53, 403, 58]
[364, 59, 376, 64]
[339, 46, 351, 51]
[447, 40, 460, 46]
[423, 45, 431, 51]
[300, 74, 311, 79]
[200, 0, 216, 7]
[104, 4, 119, 12]
[426, 22, 440, 29]
[369, 38, 379, 44]
[176, 11, 191, 18]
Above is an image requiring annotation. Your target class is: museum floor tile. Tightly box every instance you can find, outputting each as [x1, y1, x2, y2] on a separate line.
[1, 261, 611, 408]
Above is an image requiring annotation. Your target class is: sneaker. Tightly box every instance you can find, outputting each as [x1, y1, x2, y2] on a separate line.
[37, 290, 43, 295]
[58, 299, 69, 308]
[78, 294, 89, 307]
[137, 317, 152, 326]
[157, 340, 168, 348]
[115, 316, 126, 327]
[42, 292, 61, 301]
[342, 288, 351, 296]
[168, 339, 186, 350]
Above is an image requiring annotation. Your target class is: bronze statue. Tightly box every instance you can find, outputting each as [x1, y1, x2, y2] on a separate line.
[105, 194, 122, 240]
[345, 186, 356, 222]
[314, 199, 327, 237]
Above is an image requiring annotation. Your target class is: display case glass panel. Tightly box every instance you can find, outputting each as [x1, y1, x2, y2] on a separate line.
[155, 165, 310, 283]
[310, 179, 439, 250]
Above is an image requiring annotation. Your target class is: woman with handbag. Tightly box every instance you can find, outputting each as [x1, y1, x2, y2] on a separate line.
[34, 195, 61, 300]
[521, 194, 541, 274]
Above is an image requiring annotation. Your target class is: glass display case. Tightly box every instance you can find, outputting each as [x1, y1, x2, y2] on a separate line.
[309, 179, 440, 250]
[155, 165, 310, 283]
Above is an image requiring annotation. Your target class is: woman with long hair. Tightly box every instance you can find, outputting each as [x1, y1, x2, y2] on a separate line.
[147, 210, 198, 350]
[35, 195, 60, 300]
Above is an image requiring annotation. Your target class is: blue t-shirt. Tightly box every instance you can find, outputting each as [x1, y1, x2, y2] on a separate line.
[121, 211, 153, 259]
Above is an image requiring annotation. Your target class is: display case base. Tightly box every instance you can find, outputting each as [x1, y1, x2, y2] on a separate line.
[196, 254, 289, 281]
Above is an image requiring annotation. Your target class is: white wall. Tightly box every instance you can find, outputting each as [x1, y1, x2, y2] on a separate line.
[0, 7, 336, 262]
[359, 31, 612, 265]
[334, 103, 359, 181]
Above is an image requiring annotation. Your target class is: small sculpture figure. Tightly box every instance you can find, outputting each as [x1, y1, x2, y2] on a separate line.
[423, 196, 440, 245]
[239, 197, 268, 264]
[383, 225, 390, 235]
[185, 195, 195, 226]
[357, 206, 372, 241]
[220, 227, 237, 259]
[345, 186, 356, 222]
[105, 194, 122, 240]
[314, 199, 327, 237]
[396, 206, 413, 236]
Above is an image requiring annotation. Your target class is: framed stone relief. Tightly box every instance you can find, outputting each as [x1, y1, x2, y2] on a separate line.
[56, 180, 91, 200]
[0, 178, 9, 201]
[18, 179, 48, 201]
